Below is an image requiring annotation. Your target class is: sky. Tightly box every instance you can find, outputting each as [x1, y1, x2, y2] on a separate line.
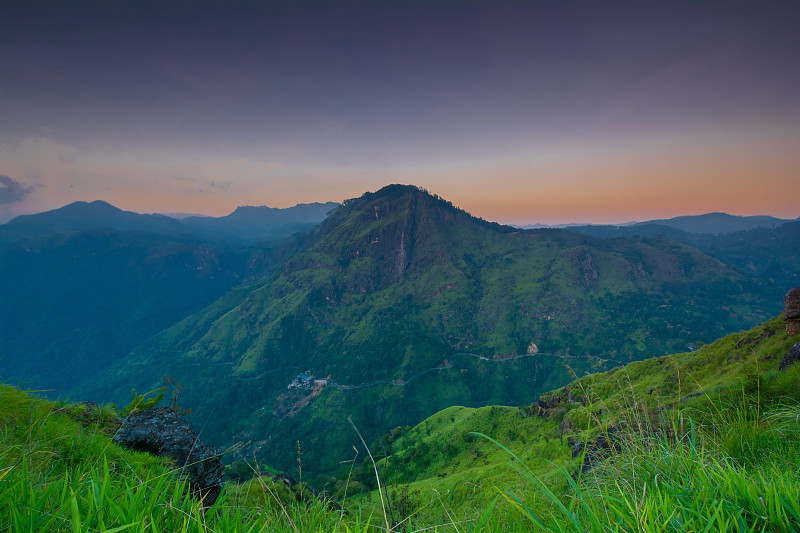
[1, 0, 798, 225]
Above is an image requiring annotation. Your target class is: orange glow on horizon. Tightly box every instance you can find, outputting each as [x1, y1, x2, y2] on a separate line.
[1, 128, 798, 225]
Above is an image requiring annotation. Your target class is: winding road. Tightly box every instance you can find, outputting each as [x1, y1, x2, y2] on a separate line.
[169, 350, 613, 389]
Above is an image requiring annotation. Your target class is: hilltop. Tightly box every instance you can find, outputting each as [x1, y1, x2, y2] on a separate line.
[0, 200, 185, 239]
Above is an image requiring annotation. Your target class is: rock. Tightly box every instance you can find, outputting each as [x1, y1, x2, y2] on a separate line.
[785, 287, 800, 336]
[114, 407, 224, 505]
[580, 429, 621, 474]
[537, 388, 566, 410]
[779, 341, 800, 371]
[572, 252, 599, 288]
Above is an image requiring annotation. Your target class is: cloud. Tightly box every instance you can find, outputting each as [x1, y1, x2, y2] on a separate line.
[0, 175, 37, 205]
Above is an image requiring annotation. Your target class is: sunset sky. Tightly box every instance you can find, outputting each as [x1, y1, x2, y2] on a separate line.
[1, 1, 798, 225]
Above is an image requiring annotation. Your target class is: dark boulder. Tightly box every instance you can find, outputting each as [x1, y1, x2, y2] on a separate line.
[779, 342, 800, 371]
[114, 407, 224, 505]
[785, 287, 800, 336]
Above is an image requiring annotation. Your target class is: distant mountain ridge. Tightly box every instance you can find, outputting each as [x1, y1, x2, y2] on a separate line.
[632, 212, 795, 234]
[181, 202, 339, 242]
[563, 221, 800, 293]
[1, 200, 186, 239]
[0, 199, 339, 243]
[522, 212, 795, 234]
[6, 200, 794, 242]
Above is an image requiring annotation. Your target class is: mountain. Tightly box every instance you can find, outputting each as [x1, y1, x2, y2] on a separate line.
[518, 223, 593, 230]
[0, 200, 186, 240]
[631, 212, 794, 234]
[566, 220, 800, 296]
[180, 202, 339, 243]
[0, 199, 336, 394]
[0, 200, 339, 244]
[85, 185, 780, 482]
[527, 212, 796, 235]
[685, 221, 800, 288]
[0, 198, 338, 392]
[565, 223, 691, 241]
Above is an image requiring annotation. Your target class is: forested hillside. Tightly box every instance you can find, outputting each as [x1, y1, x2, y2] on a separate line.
[82, 185, 783, 481]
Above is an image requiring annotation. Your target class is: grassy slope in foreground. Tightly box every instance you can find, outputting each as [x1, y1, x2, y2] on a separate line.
[3, 316, 799, 532]
[0, 385, 367, 532]
[347, 315, 800, 530]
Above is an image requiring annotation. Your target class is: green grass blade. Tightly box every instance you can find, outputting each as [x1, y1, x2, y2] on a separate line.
[70, 489, 82, 533]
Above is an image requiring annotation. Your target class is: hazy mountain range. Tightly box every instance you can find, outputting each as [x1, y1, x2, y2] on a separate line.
[520, 212, 797, 234]
[0, 199, 339, 243]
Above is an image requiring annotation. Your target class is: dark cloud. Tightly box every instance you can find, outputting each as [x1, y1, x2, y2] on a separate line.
[0, 175, 37, 205]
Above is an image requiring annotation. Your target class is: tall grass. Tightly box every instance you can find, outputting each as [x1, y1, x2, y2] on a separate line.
[488, 398, 800, 532]
[0, 384, 373, 532]
[7, 389, 795, 533]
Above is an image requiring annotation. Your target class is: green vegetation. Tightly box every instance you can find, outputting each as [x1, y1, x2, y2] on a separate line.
[572, 219, 800, 306]
[347, 315, 800, 530]
[0, 384, 367, 532]
[87, 185, 782, 481]
[3, 315, 798, 531]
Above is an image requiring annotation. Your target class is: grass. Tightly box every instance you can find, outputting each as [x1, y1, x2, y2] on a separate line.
[497, 400, 800, 532]
[0, 384, 369, 532]
[346, 316, 800, 530]
[2, 315, 799, 531]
